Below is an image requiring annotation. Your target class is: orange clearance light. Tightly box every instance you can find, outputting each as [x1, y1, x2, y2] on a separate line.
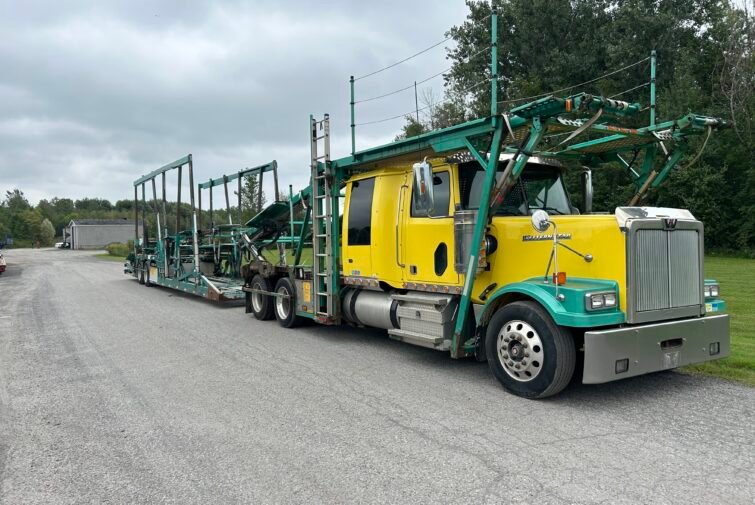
[554, 272, 567, 285]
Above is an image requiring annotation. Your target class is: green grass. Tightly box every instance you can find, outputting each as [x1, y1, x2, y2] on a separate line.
[260, 247, 312, 265]
[95, 253, 127, 262]
[682, 256, 755, 385]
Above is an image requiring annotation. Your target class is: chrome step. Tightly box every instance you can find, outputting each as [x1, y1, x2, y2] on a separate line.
[388, 329, 450, 350]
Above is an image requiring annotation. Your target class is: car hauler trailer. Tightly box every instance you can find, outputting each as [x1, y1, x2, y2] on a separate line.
[241, 12, 730, 399]
[126, 156, 284, 302]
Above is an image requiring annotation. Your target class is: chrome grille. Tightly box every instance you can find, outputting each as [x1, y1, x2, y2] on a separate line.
[669, 230, 702, 307]
[636, 230, 670, 311]
[628, 222, 703, 323]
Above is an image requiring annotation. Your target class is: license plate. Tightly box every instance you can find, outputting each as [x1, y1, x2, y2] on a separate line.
[663, 351, 680, 369]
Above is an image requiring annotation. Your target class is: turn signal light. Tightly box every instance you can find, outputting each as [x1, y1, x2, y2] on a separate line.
[553, 272, 567, 285]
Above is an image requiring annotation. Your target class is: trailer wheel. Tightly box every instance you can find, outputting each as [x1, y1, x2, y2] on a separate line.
[485, 301, 575, 399]
[273, 277, 302, 328]
[249, 274, 275, 321]
[138, 264, 145, 285]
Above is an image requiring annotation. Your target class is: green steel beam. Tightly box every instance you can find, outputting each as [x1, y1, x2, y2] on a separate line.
[450, 116, 508, 358]
[651, 145, 688, 188]
[198, 161, 277, 189]
[294, 204, 311, 267]
[332, 117, 499, 172]
[490, 9, 498, 116]
[489, 118, 546, 216]
[134, 154, 191, 186]
[637, 145, 657, 186]
[650, 50, 657, 126]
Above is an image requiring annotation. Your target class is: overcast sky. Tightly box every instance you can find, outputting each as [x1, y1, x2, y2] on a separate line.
[0, 0, 470, 205]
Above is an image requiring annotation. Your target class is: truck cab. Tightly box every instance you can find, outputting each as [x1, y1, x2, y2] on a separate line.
[335, 155, 728, 397]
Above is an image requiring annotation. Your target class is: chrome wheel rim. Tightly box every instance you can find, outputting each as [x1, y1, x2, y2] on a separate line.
[275, 286, 290, 319]
[496, 320, 545, 382]
[251, 281, 264, 313]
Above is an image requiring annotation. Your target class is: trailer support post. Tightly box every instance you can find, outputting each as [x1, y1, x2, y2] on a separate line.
[188, 155, 200, 274]
[176, 166, 182, 232]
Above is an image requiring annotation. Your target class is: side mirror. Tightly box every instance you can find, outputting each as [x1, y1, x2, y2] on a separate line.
[412, 158, 434, 216]
[531, 209, 551, 233]
[581, 167, 593, 214]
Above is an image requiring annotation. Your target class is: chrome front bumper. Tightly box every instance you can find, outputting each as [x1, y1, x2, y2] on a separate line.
[582, 314, 730, 384]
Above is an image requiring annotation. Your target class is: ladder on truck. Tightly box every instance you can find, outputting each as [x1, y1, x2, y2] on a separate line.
[310, 114, 338, 322]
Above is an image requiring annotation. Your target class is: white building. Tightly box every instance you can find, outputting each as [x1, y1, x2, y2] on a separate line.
[64, 219, 140, 250]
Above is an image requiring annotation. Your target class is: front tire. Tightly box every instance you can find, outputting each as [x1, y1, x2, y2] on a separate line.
[273, 277, 302, 328]
[249, 274, 275, 320]
[485, 301, 575, 399]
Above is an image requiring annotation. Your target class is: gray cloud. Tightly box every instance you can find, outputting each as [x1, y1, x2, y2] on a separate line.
[0, 0, 469, 204]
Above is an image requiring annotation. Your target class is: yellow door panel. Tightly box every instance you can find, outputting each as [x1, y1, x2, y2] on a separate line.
[370, 173, 407, 286]
[402, 167, 460, 286]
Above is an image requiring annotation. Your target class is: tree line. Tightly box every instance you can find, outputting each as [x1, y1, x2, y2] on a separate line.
[398, 0, 753, 255]
[0, 174, 269, 248]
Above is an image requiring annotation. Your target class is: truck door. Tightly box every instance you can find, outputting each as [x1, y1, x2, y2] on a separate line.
[402, 167, 459, 286]
[342, 176, 375, 279]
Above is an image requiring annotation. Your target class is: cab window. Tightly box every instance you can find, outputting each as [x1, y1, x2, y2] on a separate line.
[411, 171, 450, 217]
[458, 162, 572, 215]
[347, 177, 375, 245]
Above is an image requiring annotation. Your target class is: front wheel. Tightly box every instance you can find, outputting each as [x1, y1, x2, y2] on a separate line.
[485, 301, 575, 399]
[273, 277, 302, 328]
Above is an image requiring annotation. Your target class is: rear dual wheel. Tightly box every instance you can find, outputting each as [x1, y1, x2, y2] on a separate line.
[485, 301, 575, 399]
[248, 274, 274, 321]
[273, 277, 302, 328]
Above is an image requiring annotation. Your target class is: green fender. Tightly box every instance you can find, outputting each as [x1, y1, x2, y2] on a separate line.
[479, 281, 626, 328]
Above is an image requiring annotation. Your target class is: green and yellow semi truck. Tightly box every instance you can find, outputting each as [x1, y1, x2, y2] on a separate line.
[241, 86, 729, 398]
[128, 12, 730, 398]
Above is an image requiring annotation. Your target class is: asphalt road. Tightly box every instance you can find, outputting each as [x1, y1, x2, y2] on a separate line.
[0, 248, 753, 505]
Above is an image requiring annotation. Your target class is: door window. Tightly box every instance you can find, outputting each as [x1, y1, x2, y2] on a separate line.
[347, 177, 375, 245]
[410, 171, 450, 217]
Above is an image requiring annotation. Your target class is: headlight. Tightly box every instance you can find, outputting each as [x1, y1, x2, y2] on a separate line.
[704, 284, 720, 299]
[585, 291, 618, 311]
[603, 293, 617, 307]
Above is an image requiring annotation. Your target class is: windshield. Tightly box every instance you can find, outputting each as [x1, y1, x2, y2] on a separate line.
[459, 162, 573, 216]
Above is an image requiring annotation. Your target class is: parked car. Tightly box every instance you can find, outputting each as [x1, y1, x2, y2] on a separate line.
[0, 252, 6, 274]
[55, 242, 63, 248]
